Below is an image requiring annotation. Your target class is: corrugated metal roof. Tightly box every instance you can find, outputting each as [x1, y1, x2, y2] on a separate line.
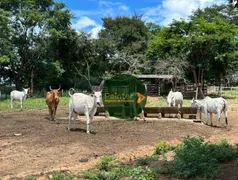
[136, 74, 174, 79]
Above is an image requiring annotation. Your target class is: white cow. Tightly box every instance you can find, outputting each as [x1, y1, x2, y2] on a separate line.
[191, 96, 228, 127]
[10, 88, 29, 109]
[68, 88, 102, 134]
[167, 89, 183, 107]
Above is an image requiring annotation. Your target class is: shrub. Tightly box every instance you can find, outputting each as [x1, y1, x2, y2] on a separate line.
[136, 156, 156, 166]
[129, 166, 156, 180]
[95, 155, 116, 171]
[50, 172, 75, 180]
[154, 140, 176, 155]
[163, 136, 238, 179]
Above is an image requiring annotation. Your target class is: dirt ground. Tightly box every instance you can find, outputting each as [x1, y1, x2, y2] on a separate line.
[0, 103, 238, 180]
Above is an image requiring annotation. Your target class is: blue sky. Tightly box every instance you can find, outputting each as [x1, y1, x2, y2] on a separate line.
[57, 0, 227, 37]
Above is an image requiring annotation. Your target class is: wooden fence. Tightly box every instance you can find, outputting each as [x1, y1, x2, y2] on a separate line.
[146, 84, 207, 98]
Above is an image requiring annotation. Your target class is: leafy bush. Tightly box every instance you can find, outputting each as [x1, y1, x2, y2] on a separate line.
[129, 166, 156, 180]
[95, 155, 116, 171]
[83, 155, 156, 180]
[136, 156, 156, 166]
[50, 172, 75, 180]
[162, 136, 238, 179]
[154, 140, 176, 155]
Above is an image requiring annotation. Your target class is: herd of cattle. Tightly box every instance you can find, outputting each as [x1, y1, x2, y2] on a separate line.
[9, 87, 229, 134]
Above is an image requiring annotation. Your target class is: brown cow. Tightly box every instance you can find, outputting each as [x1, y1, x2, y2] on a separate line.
[46, 86, 61, 121]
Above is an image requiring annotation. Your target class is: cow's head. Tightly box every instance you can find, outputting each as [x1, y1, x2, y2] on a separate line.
[49, 86, 61, 101]
[190, 98, 201, 109]
[167, 89, 174, 107]
[94, 90, 103, 106]
[23, 88, 30, 96]
[190, 98, 196, 107]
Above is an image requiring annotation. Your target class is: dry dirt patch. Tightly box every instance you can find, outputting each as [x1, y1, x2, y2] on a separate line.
[0, 107, 238, 179]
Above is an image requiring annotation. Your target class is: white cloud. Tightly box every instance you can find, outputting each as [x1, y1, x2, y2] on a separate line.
[141, 0, 227, 26]
[71, 16, 98, 30]
[89, 26, 103, 39]
[119, 5, 129, 11]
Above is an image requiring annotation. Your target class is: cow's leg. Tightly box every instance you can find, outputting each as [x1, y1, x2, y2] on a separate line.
[48, 106, 52, 120]
[49, 107, 54, 120]
[140, 110, 145, 121]
[52, 106, 55, 120]
[72, 112, 77, 129]
[85, 111, 91, 134]
[54, 105, 58, 121]
[217, 110, 221, 127]
[210, 113, 213, 126]
[224, 110, 228, 126]
[11, 98, 14, 109]
[205, 111, 208, 125]
[68, 110, 73, 130]
[105, 110, 110, 120]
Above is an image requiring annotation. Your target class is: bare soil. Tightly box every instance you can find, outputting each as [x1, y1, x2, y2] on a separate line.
[0, 103, 238, 180]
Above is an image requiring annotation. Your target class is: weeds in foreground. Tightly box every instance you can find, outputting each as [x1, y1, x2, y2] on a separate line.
[17, 136, 238, 180]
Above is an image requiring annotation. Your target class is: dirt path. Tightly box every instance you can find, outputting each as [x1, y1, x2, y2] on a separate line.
[0, 107, 238, 179]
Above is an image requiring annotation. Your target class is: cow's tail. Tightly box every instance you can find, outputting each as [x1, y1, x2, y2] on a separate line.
[223, 98, 228, 125]
[68, 88, 75, 97]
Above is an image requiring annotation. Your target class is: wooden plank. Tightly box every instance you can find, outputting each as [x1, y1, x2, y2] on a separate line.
[96, 106, 198, 120]
[97, 107, 198, 114]
[143, 107, 197, 114]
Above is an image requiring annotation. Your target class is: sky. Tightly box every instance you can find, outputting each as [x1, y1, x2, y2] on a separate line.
[57, 0, 228, 38]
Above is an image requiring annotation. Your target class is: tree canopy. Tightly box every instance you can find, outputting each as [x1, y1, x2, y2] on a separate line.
[0, 1, 237, 95]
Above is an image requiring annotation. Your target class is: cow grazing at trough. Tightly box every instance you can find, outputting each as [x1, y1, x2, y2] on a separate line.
[46, 86, 61, 121]
[10, 88, 29, 109]
[94, 90, 110, 119]
[68, 88, 102, 134]
[191, 96, 228, 127]
[167, 89, 183, 107]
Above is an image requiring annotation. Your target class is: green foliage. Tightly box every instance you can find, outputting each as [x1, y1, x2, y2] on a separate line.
[136, 156, 156, 166]
[50, 172, 76, 180]
[129, 166, 156, 180]
[154, 141, 172, 155]
[22, 176, 35, 180]
[147, 4, 238, 86]
[162, 136, 238, 179]
[95, 155, 116, 171]
[0, 96, 70, 111]
[82, 155, 156, 180]
[98, 15, 149, 75]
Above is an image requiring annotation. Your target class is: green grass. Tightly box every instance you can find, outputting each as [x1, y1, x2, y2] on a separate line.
[0, 96, 70, 111]
[1, 90, 237, 112]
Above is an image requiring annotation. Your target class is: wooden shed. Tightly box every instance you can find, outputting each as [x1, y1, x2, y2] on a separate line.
[136, 74, 207, 98]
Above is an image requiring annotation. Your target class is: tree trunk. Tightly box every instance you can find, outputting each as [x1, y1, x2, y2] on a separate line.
[193, 67, 205, 99]
[30, 68, 34, 96]
[218, 80, 222, 96]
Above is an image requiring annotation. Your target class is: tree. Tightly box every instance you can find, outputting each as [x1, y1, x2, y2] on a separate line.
[0, 0, 72, 93]
[147, 4, 238, 98]
[97, 15, 149, 76]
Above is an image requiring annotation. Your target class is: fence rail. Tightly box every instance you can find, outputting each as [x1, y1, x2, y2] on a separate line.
[207, 86, 238, 94]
